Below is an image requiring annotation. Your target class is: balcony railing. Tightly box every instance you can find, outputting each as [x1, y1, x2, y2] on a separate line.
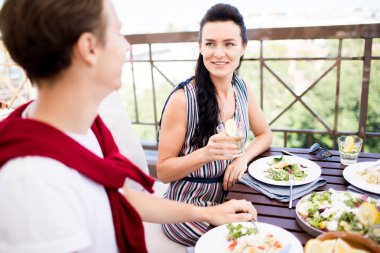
[123, 24, 380, 152]
[1, 24, 379, 153]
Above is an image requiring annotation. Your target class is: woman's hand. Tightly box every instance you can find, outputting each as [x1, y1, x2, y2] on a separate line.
[223, 157, 248, 190]
[202, 133, 239, 162]
[202, 199, 257, 226]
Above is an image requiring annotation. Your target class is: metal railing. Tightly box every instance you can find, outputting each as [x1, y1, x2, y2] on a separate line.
[124, 24, 380, 152]
[0, 41, 32, 109]
[1, 24, 379, 152]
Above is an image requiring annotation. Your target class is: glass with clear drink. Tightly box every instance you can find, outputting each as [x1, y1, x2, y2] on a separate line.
[337, 135, 363, 165]
[216, 120, 244, 157]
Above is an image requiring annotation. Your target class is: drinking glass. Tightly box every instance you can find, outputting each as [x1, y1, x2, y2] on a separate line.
[337, 136, 363, 165]
[216, 122, 244, 157]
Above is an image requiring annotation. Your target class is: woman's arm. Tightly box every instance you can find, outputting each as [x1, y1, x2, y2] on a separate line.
[223, 83, 273, 190]
[157, 89, 238, 183]
[124, 187, 257, 225]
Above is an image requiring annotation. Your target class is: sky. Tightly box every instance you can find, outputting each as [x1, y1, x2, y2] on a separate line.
[112, 0, 380, 34]
[0, 0, 379, 34]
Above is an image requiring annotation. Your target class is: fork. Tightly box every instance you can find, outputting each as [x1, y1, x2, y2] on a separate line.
[288, 173, 294, 209]
[251, 220, 259, 234]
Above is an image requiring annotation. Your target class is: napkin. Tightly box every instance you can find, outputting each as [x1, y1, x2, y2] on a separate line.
[239, 173, 327, 202]
[347, 185, 380, 200]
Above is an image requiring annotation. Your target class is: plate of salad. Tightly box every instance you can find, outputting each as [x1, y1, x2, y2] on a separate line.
[295, 189, 379, 237]
[194, 222, 303, 253]
[248, 155, 321, 186]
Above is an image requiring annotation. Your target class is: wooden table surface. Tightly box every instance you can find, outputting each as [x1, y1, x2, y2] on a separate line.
[225, 147, 380, 245]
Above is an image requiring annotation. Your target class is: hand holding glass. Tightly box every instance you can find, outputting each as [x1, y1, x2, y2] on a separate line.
[216, 122, 244, 157]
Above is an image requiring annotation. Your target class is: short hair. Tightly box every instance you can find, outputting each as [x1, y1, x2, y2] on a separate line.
[0, 0, 106, 83]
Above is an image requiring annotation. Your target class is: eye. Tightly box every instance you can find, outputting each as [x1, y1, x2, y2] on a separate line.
[205, 42, 215, 47]
[226, 42, 235, 47]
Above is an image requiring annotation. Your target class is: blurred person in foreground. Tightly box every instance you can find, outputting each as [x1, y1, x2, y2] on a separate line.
[0, 0, 257, 252]
[157, 3, 272, 246]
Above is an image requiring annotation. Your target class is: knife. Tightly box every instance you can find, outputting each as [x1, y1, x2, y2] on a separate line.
[282, 150, 295, 156]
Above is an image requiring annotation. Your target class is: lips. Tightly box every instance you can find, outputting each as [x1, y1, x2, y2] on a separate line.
[212, 61, 229, 65]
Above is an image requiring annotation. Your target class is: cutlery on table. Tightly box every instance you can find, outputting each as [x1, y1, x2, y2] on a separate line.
[282, 150, 295, 208]
[282, 150, 295, 156]
[251, 221, 259, 234]
[288, 173, 294, 209]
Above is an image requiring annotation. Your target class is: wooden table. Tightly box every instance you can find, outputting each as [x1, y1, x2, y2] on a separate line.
[226, 147, 380, 245]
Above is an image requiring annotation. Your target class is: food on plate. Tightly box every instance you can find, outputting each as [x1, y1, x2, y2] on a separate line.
[226, 223, 257, 241]
[297, 189, 379, 234]
[357, 164, 380, 185]
[226, 223, 283, 253]
[264, 156, 308, 181]
[225, 119, 237, 137]
[304, 238, 370, 253]
[357, 202, 379, 226]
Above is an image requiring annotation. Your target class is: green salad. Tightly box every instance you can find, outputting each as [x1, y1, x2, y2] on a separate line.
[297, 189, 378, 234]
[226, 223, 257, 241]
[265, 156, 308, 181]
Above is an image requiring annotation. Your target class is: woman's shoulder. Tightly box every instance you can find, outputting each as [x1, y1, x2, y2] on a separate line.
[175, 77, 195, 91]
[233, 75, 247, 87]
[233, 75, 249, 94]
[166, 88, 186, 111]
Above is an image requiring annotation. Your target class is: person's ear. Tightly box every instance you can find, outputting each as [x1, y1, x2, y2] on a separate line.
[74, 32, 100, 66]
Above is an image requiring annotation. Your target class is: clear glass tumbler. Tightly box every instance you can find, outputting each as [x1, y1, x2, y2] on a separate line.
[337, 135, 363, 165]
[216, 122, 244, 157]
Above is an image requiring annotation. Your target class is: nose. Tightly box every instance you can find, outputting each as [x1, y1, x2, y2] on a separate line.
[213, 45, 225, 58]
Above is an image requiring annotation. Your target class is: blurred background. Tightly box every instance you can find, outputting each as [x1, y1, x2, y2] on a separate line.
[1, 0, 380, 152]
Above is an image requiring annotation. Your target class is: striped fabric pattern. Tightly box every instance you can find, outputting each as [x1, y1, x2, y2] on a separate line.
[162, 76, 249, 246]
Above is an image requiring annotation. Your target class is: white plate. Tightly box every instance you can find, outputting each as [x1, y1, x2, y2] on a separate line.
[248, 155, 321, 186]
[194, 222, 303, 253]
[343, 162, 380, 194]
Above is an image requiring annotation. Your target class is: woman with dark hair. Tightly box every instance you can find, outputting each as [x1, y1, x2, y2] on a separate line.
[158, 3, 272, 245]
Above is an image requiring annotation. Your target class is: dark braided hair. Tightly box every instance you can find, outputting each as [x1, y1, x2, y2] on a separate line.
[190, 3, 248, 149]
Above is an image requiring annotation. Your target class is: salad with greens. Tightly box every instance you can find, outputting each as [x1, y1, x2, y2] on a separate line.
[226, 223, 283, 253]
[264, 156, 308, 181]
[297, 189, 378, 234]
[226, 223, 257, 241]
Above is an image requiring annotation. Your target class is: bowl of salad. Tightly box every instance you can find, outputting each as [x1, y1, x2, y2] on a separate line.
[295, 189, 379, 237]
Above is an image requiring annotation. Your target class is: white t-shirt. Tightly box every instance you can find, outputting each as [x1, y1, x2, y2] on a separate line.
[0, 128, 118, 253]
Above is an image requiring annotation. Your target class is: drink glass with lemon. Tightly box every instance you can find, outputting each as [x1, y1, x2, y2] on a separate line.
[217, 119, 244, 157]
[337, 136, 363, 165]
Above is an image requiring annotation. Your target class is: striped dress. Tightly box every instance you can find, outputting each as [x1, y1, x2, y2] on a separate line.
[161, 75, 249, 246]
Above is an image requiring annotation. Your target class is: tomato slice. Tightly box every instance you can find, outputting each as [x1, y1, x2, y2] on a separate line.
[228, 239, 237, 250]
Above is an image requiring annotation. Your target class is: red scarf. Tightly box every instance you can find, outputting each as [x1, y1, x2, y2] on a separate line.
[0, 102, 155, 253]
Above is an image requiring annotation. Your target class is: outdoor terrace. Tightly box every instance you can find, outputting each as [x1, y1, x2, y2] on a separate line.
[1, 24, 380, 176]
